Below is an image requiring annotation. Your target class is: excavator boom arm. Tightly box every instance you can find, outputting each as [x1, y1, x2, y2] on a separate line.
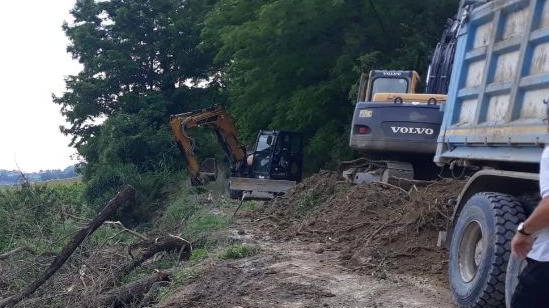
[170, 105, 247, 185]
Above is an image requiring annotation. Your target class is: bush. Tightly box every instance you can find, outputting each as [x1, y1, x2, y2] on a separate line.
[84, 163, 185, 226]
[293, 190, 320, 217]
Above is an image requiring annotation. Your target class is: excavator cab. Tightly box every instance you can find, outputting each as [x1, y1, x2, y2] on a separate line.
[228, 130, 303, 199]
[357, 70, 420, 103]
[250, 131, 303, 182]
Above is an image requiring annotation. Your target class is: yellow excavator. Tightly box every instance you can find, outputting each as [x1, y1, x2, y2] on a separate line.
[170, 105, 303, 199]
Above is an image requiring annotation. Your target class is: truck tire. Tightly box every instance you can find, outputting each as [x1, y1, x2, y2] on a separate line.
[449, 192, 524, 307]
[504, 254, 528, 308]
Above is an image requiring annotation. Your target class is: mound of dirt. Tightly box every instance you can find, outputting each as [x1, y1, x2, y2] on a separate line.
[258, 171, 465, 283]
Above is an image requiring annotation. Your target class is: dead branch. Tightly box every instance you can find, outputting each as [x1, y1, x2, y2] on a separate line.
[104, 221, 148, 240]
[14, 161, 29, 187]
[0, 185, 135, 308]
[127, 235, 191, 264]
[371, 181, 409, 195]
[0, 247, 36, 261]
[98, 235, 191, 293]
[389, 176, 434, 187]
[82, 270, 173, 308]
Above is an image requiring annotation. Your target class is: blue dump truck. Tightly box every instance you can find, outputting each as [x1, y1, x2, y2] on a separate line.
[436, 0, 549, 307]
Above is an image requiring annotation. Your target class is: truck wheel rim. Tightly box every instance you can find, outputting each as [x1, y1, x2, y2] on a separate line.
[458, 220, 483, 283]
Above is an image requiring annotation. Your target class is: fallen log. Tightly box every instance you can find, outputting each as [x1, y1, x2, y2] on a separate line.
[0, 185, 135, 308]
[82, 270, 173, 308]
[98, 235, 191, 293]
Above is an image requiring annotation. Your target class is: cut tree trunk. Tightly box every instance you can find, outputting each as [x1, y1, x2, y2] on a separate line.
[82, 270, 173, 308]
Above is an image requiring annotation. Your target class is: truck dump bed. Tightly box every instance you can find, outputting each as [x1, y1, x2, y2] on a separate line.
[435, 0, 549, 166]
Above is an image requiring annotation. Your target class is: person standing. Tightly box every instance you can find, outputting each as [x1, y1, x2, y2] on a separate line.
[510, 139, 549, 306]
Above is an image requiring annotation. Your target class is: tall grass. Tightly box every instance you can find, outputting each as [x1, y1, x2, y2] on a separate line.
[0, 181, 136, 254]
[0, 182, 88, 251]
[157, 186, 231, 249]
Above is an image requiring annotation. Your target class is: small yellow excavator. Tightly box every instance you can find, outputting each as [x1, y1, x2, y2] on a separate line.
[170, 105, 303, 199]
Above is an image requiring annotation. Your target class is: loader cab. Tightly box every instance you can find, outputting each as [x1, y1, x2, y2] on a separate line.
[251, 131, 303, 182]
[357, 70, 420, 103]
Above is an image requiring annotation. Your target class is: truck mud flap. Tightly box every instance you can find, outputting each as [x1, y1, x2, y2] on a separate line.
[229, 177, 296, 194]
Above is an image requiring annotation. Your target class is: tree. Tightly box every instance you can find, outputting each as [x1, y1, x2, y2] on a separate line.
[54, 0, 222, 215]
[204, 0, 457, 171]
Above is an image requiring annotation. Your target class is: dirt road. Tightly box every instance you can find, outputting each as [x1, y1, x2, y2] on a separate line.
[160, 173, 462, 307]
[160, 223, 455, 308]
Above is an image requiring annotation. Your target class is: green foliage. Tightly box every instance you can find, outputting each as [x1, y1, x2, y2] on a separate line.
[218, 244, 260, 260]
[157, 188, 200, 231]
[84, 162, 184, 225]
[0, 181, 138, 255]
[189, 248, 210, 264]
[204, 0, 457, 172]
[158, 188, 230, 249]
[239, 200, 257, 212]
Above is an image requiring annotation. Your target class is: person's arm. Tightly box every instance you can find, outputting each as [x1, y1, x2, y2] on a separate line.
[512, 147, 549, 259]
[520, 197, 549, 234]
[513, 197, 549, 259]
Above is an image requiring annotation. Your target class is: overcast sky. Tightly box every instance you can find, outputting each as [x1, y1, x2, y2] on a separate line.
[0, 0, 81, 172]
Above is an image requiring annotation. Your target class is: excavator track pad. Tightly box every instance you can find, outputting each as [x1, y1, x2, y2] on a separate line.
[340, 159, 414, 185]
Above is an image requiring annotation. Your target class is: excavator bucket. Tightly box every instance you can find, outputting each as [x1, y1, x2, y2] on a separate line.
[229, 177, 296, 198]
[191, 158, 217, 186]
[198, 158, 217, 181]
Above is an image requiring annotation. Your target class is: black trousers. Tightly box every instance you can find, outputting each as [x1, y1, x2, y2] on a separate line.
[511, 258, 549, 308]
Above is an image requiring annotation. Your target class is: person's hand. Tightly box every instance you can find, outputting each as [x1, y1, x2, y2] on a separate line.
[512, 233, 534, 259]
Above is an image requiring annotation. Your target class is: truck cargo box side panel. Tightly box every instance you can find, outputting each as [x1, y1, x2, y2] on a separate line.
[435, 0, 549, 166]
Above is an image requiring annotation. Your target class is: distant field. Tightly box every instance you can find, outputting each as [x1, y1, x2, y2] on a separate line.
[42, 176, 82, 185]
[0, 176, 82, 188]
